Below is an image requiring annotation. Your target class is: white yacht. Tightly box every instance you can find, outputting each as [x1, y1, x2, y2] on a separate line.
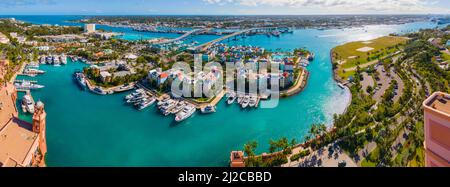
[14, 81, 44, 90]
[60, 55, 67, 65]
[53, 56, 61, 66]
[170, 101, 186, 114]
[24, 68, 45, 74]
[249, 96, 257, 107]
[241, 95, 250, 108]
[227, 92, 236, 105]
[137, 97, 156, 110]
[21, 94, 35, 114]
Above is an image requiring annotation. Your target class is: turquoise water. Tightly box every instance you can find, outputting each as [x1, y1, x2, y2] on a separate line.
[6, 16, 445, 166]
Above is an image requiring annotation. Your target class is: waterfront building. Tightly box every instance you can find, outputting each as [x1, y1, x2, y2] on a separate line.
[423, 92, 450, 167]
[100, 71, 112, 83]
[283, 58, 295, 72]
[94, 32, 117, 40]
[84, 24, 96, 34]
[0, 83, 47, 167]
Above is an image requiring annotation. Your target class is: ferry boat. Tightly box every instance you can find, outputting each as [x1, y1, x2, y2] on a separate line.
[175, 105, 196, 122]
[14, 81, 44, 90]
[241, 95, 250, 108]
[201, 105, 216, 114]
[137, 97, 156, 110]
[21, 94, 35, 114]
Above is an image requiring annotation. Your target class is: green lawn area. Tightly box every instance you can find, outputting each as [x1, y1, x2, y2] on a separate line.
[337, 69, 356, 81]
[332, 36, 408, 69]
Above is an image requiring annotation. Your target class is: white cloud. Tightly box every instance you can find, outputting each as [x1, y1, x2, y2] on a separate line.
[203, 0, 450, 13]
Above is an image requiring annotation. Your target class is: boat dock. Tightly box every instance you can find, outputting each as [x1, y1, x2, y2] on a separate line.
[14, 80, 38, 84]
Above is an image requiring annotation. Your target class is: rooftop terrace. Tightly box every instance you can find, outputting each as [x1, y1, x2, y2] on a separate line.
[424, 92, 450, 117]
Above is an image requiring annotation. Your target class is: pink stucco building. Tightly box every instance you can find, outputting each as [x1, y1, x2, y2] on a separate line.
[423, 92, 450, 167]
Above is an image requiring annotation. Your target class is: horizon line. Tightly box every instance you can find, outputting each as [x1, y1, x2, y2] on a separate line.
[0, 13, 449, 16]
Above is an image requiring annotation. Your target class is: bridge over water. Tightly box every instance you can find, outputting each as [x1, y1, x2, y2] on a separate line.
[151, 29, 207, 45]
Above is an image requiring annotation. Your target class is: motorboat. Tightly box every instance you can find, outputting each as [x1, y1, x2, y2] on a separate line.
[201, 105, 216, 114]
[14, 81, 44, 90]
[21, 94, 35, 114]
[175, 105, 196, 122]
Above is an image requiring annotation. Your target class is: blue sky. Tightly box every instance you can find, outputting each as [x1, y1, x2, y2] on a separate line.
[0, 0, 449, 15]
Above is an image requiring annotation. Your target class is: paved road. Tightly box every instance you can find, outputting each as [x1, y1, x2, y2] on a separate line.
[391, 69, 404, 103]
[373, 66, 392, 102]
[361, 72, 374, 95]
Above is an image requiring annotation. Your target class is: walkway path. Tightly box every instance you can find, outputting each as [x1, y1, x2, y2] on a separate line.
[280, 69, 308, 97]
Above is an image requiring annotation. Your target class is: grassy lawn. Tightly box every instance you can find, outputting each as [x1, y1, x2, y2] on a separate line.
[332, 36, 408, 69]
[337, 69, 356, 81]
[360, 159, 377, 167]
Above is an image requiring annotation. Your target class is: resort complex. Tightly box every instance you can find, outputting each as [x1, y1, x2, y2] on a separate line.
[0, 83, 47, 167]
[0, 12, 449, 168]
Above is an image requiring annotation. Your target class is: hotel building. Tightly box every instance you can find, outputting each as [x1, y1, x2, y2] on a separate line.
[423, 92, 450, 167]
[0, 83, 47, 167]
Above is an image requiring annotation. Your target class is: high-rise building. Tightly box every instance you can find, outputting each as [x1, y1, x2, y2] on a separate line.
[423, 92, 450, 167]
[84, 24, 96, 33]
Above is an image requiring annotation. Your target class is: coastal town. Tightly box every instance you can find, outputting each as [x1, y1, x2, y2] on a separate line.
[0, 13, 449, 168]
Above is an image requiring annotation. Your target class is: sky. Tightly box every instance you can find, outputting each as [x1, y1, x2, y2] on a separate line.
[0, 0, 449, 15]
